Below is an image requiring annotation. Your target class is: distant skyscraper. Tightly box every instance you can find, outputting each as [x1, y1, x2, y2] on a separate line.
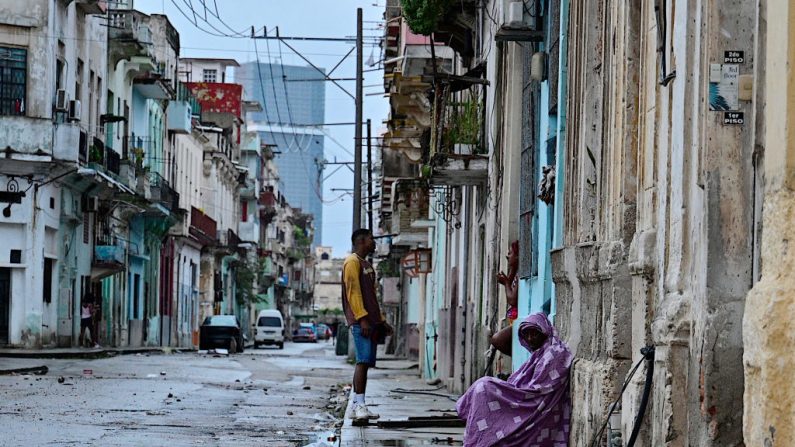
[237, 62, 325, 245]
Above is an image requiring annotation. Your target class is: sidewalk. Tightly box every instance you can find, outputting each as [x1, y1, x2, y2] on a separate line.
[0, 345, 191, 360]
[341, 357, 464, 446]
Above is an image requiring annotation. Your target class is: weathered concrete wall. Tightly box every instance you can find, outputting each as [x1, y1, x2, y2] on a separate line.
[556, 0, 754, 445]
[743, 0, 795, 444]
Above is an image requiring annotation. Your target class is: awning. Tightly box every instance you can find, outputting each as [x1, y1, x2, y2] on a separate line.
[77, 167, 136, 195]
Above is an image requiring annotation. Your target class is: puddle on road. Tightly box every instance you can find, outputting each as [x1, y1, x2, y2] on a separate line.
[298, 429, 337, 447]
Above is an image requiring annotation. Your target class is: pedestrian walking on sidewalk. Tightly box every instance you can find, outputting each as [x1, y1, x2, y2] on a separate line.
[457, 313, 573, 446]
[342, 228, 393, 422]
[79, 295, 94, 348]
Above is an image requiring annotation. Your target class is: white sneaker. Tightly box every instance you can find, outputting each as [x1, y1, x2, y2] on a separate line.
[353, 404, 379, 421]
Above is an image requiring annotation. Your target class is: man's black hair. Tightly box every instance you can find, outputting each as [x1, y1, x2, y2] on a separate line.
[351, 228, 372, 245]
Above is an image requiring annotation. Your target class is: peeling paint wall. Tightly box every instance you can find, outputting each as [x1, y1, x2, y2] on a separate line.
[555, 0, 755, 445]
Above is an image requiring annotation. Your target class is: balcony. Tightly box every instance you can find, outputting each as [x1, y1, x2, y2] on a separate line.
[390, 181, 430, 246]
[427, 153, 488, 186]
[94, 244, 125, 264]
[134, 74, 175, 100]
[399, 23, 454, 77]
[238, 220, 259, 244]
[93, 218, 125, 279]
[493, 0, 545, 43]
[52, 122, 82, 163]
[259, 190, 276, 207]
[108, 10, 153, 65]
[149, 172, 180, 211]
[425, 82, 488, 186]
[75, 0, 108, 14]
[189, 207, 217, 244]
[105, 147, 121, 175]
[241, 132, 261, 154]
[0, 117, 54, 164]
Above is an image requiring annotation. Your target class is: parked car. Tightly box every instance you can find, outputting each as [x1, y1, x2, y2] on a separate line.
[254, 309, 285, 349]
[293, 327, 317, 343]
[200, 315, 244, 353]
[315, 323, 332, 340]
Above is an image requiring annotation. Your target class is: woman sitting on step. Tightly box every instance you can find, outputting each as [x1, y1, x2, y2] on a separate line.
[457, 313, 573, 446]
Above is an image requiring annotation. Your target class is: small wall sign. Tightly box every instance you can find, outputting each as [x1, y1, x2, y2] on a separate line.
[724, 51, 745, 64]
[723, 111, 744, 125]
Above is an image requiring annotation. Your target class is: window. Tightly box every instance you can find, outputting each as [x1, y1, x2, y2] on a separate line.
[0, 47, 27, 116]
[202, 69, 217, 83]
[257, 316, 281, 327]
[241, 201, 248, 222]
[132, 273, 140, 319]
[75, 58, 83, 103]
[43, 258, 54, 303]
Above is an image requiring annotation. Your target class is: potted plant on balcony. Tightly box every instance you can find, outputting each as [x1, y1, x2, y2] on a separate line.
[445, 98, 482, 155]
[89, 144, 104, 164]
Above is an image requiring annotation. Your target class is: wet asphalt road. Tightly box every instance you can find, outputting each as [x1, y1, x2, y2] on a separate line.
[0, 341, 349, 446]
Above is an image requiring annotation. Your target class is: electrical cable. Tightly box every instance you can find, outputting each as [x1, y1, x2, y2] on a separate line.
[169, 0, 252, 39]
[253, 39, 330, 204]
[588, 346, 655, 447]
[390, 387, 458, 402]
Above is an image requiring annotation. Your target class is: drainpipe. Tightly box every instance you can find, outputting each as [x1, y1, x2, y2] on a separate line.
[551, 0, 570, 321]
[460, 187, 471, 389]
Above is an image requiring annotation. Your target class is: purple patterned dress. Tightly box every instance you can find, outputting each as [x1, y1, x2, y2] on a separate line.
[456, 313, 573, 446]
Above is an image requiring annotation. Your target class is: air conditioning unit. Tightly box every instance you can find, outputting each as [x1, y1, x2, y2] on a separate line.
[68, 100, 82, 122]
[55, 89, 68, 111]
[501, 0, 537, 30]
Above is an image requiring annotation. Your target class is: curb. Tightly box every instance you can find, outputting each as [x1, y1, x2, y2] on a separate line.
[0, 347, 195, 360]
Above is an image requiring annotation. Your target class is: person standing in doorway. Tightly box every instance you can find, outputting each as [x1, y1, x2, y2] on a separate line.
[490, 240, 519, 356]
[79, 295, 93, 347]
[342, 229, 393, 422]
[92, 294, 102, 348]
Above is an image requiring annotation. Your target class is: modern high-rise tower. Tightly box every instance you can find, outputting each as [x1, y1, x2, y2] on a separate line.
[236, 62, 326, 245]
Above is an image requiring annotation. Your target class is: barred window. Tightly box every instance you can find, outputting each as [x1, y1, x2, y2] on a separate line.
[202, 69, 217, 83]
[0, 47, 26, 116]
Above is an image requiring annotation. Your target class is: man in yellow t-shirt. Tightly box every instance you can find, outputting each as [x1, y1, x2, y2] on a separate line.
[342, 228, 392, 422]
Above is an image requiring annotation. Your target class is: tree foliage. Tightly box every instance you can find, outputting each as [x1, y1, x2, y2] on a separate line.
[401, 0, 452, 35]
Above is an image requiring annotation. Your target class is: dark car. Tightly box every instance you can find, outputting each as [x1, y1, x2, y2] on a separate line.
[200, 315, 244, 353]
[293, 327, 317, 343]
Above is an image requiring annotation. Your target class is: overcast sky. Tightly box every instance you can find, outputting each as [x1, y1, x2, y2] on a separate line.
[135, 0, 389, 257]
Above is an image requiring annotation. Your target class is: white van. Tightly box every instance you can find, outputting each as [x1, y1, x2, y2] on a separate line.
[254, 309, 285, 349]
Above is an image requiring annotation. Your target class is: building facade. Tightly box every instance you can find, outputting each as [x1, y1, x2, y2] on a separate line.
[0, 2, 294, 352]
[377, 0, 777, 445]
[236, 62, 325, 245]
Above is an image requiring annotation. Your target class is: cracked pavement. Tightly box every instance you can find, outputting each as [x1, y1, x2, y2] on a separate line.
[0, 341, 349, 446]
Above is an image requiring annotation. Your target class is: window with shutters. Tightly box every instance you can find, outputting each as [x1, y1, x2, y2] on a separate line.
[0, 47, 27, 116]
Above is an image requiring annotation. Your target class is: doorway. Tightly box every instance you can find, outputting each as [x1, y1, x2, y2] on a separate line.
[0, 268, 10, 345]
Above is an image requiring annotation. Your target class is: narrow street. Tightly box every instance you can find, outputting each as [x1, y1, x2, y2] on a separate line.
[0, 342, 348, 446]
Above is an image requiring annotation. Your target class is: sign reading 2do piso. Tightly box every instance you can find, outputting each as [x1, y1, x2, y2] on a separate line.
[724, 51, 745, 64]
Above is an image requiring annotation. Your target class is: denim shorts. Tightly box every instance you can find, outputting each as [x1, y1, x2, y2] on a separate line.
[351, 324, 377, 366]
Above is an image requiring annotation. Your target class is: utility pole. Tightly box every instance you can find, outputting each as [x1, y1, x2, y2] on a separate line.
[367, 119, 373, 231]
[352, 8, 364, 235]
